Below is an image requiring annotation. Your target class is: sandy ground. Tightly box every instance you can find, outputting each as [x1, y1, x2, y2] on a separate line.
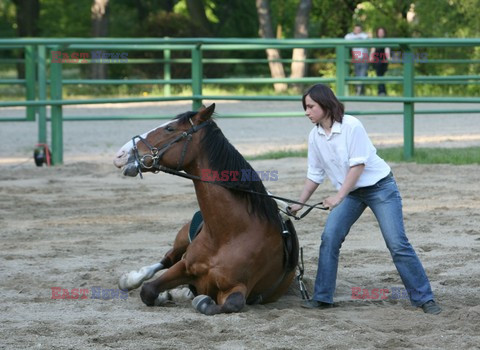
[1, 101, 480, 349]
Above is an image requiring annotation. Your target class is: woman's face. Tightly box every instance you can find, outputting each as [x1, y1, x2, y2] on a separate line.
[377, 28, 386, 38]
[304, 95, 328, 125]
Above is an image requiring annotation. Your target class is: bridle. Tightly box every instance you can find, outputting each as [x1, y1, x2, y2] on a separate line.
[131, 118, 212, 179]
[129, 117, 327, 220]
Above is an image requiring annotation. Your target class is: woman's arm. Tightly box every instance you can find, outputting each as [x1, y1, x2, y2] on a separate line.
[323, 164, 365, 209]
[288, 178, 319, 215]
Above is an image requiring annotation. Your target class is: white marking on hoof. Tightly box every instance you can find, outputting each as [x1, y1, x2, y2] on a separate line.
[118, 263, 164, 291]
[154, 291, 172, 306]
[192, 294, 215, 314]
[170, 287, 194, 301]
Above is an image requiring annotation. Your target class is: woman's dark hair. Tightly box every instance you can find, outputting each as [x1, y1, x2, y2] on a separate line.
[302, 84, 345, 125]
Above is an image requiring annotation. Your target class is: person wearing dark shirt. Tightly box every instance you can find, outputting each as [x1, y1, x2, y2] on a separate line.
[369, 27, 391, 96]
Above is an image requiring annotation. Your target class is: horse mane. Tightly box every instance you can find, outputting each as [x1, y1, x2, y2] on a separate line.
[175, 111, 281, 227]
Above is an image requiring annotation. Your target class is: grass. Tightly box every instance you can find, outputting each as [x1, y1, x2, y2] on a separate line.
[246, 146, 480, 165]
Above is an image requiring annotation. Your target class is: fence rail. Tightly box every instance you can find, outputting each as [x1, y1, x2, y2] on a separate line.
[1, 37, 480, 164]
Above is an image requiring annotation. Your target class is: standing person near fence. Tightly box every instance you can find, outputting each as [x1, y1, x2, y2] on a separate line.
[370, 27, 391, 96]
[288, 84, 442, 315]
[344, 24, 369, 96]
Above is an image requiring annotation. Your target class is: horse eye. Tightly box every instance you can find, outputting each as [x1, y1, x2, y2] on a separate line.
[165, 125, 174, 132]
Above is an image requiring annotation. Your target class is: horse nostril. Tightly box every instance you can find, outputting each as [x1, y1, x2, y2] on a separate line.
[116, 150, 125, 159]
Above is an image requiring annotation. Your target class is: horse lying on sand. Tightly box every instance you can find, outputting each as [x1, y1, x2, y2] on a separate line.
[113, 104, 299, 315]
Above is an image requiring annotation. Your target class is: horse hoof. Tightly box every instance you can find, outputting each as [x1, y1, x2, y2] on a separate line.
[140, 283, 157, 307]
[118, 272, 143, 291]
[192, 295, 216, 314]
[118, 263, 164, 291]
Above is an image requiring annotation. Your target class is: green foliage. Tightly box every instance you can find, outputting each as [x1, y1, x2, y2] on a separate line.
[414, 0, 480, 37]
[209, 0, 258, 38]
[246, 148, 307, 161]
[377, 147, 480, 164]
[269, 0, 298, 38]
[0, 0, 16, 38]
[38, 0, 91, 37]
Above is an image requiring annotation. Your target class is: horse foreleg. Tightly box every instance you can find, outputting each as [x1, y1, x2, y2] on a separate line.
[118, 222, 191, 291]
[192, 286, 247, 316]
[140, 259, 191, 306]
[118, 262, 165, 291]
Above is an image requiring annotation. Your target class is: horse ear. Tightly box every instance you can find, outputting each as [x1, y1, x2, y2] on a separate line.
[195, 103, 215, 122]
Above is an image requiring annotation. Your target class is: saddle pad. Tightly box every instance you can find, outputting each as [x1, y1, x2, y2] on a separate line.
[188, 210, 204, 243]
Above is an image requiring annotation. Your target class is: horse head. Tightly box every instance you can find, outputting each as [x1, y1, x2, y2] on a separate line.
[113, 104, 215, 177]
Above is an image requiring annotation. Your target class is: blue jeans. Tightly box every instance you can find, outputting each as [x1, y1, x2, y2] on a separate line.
[354, 62, 369, 95]
[313, 173, 434, 306]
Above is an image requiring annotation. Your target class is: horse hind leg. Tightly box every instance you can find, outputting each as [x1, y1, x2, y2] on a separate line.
[118, 221, 191, 291]
[140, 259, 193, 306]
[154, 287, 194, 306]
[192, 287, 247, 315]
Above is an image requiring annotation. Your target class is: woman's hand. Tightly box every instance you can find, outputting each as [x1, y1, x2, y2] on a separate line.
[287, 203, 303, 216]
[323, 194, 344, 210]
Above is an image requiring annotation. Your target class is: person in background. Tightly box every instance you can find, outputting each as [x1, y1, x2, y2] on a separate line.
[288, 83, 442, 315]
[345, 24, 369, 96]
[370, 27, 391, 96]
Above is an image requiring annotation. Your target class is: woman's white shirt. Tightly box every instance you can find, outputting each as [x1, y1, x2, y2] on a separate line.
[307, 115, 391, 190]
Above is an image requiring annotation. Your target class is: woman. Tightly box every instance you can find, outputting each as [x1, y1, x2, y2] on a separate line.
[369, 27, 390, 96]
[288, 84, 441, 314]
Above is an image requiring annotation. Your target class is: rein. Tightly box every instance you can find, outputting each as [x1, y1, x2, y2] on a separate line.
[152, 163, 327, 220]
[130, 117, 327, 220]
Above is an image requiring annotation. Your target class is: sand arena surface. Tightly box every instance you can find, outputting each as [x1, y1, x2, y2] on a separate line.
[1, 101, 480, 349]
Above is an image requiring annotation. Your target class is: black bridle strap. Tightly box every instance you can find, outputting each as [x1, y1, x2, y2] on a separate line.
[132, 119, 213, 176]
[177, 134, 192, 170]
[155, 164, 328, 220]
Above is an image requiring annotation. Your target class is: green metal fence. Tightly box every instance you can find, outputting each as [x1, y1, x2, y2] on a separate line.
[1, 37, 480, 164]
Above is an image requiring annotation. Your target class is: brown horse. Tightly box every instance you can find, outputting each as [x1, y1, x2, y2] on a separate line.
[113, 104, 298, 315]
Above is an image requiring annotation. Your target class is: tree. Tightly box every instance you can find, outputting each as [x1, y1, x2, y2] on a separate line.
[11, 0, 39, 37]
[290, 0, 312, 89]
[255, 0, 287, 92]
[91, 0, 109, 79]
[11, 0, 39, 78]
[186, 0, 213, 36]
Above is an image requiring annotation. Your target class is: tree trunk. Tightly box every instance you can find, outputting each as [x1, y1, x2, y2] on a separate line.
[12, 0, 40, 79]
[186, 0, 212, 35]
[91, 0, 109, 79]
[255, 0, 287, 92]
[290, 0, 312, 91]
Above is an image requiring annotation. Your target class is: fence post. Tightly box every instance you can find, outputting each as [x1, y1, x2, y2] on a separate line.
[403, 46, 415, 160]
[50, 53, 63, 165]
[335, 45, 347, 96]
[164, 49, 171, 96]
[191, 44, 203, 110]
[37, 45, 47, 144]
[25, 45, 36, 121]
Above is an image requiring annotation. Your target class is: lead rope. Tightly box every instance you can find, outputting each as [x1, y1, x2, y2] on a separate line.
[296, 247, 310, 300]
